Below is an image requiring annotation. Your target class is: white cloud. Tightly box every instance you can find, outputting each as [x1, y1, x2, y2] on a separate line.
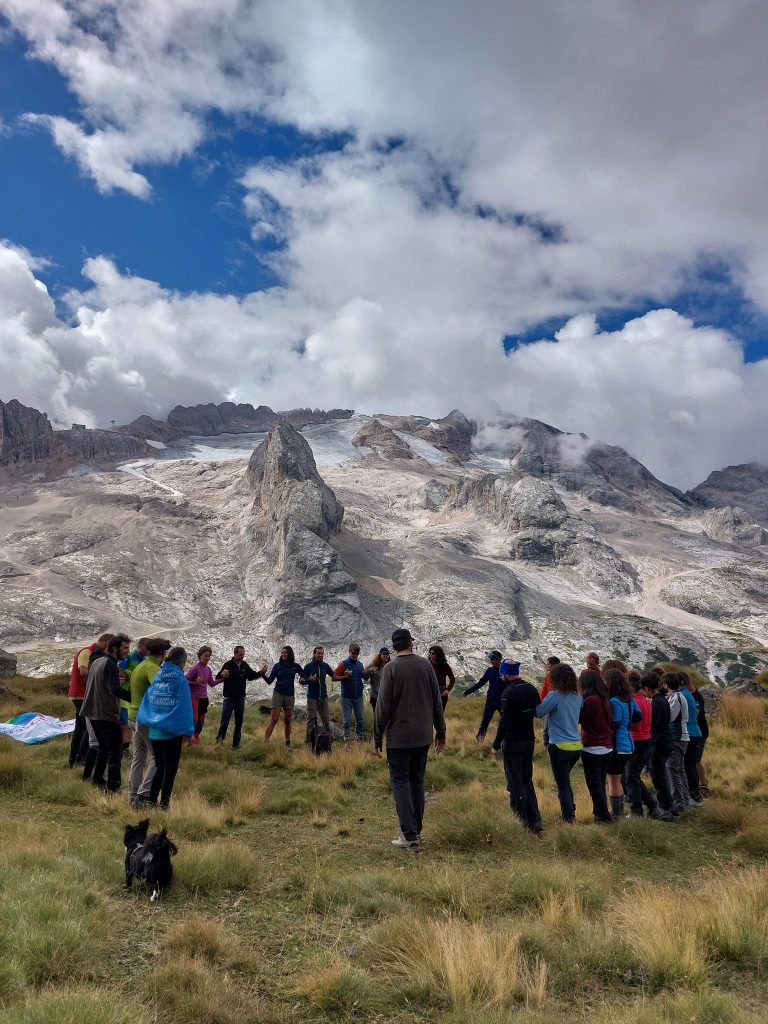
[2, 239, 768, 489]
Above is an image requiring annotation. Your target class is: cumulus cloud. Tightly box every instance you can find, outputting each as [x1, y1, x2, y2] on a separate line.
[2, 238, 768, 489]
[3, 2, 768, 487]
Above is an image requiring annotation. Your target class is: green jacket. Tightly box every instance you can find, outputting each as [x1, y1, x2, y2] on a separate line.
[129, 656, 163, 721]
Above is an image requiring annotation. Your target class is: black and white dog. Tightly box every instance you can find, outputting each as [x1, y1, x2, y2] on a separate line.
[124, 819, 178, 901]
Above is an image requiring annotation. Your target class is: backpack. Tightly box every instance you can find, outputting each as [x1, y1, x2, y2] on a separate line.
[311, 725, 332, 756]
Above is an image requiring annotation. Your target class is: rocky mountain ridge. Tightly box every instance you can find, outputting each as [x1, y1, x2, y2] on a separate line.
[1, 395, 767, 684]
[117, 402, 353, 442]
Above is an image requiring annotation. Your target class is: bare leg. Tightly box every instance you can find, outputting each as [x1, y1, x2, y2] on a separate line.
[264, 709, 281, 740]
[284, 709, 293, 743]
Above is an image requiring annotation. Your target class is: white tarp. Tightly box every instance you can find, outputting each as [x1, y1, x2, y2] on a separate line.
[0, 712, 76, 744]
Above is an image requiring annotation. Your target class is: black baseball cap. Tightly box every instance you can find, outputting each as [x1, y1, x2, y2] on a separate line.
[391, 628, 414, 646]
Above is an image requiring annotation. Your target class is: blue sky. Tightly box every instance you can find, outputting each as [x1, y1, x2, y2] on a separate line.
[1, 2, 767, 486]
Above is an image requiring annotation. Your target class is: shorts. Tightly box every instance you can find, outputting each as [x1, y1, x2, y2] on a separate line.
[606, 751, 631, 775]
[272, 692, 295, 711]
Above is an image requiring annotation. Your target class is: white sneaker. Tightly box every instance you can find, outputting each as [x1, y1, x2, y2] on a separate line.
[390, 834, 419, 849]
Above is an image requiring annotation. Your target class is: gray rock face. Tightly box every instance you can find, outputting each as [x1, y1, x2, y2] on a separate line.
[352, 420, 414, 460]
[0, 399, 57, 464]
[58, 428, 148, 461]
[422, 479, 450, 510]
[449, 474, 634, 594]
[246, 423, 363, 641]
[0, 398, 148, 467]
[477, 416, 688, 514]
[701, 507, 768, 548]
[689, 464, 768, 527]
[247, 422, 344, 541]
[376, 409, 476, 462]
[0, 648, 17, 678]
[119, 402, 353, 441]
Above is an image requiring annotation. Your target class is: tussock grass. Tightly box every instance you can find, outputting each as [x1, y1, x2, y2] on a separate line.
[430, 779, 527, 851]
[2, 988, 144, 1024]
[0, 749, 26, 789]
[290, 742, 371, 785]
[147, 955, 260, 1024]
[702, 798, 748, 834]
[598, 990, 751, 1024]
[720, 693, 764, 729]
[179, 840, 259, 893]
[296, 963, 376, 1015]
[165, 791, 229, 835]
[165, 915, 239, 964]
[367, 916, 548, 1010]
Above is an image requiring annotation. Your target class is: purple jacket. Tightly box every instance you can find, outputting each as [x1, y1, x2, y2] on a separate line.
[185, 661, 216, 700]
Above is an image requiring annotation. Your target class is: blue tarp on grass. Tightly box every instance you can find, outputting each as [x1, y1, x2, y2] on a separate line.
[0, 712, 75, 744]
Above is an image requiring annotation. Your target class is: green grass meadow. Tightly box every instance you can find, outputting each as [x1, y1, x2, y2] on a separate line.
[1, 673, 767, 1023]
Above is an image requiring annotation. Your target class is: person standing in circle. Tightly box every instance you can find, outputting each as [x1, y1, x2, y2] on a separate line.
[363, 647, 391, 713]
[138, 646, 194, 810]
[491, 660, 542, 832]
[334, 643, 366, 741]
[185, 645, 218, 744]
[374, 628, 446, 850]
[535, 663, 583, 823]
[264, 646, 306, 748]
[461, 651, 506, 742]
[428, 646, 456, 710]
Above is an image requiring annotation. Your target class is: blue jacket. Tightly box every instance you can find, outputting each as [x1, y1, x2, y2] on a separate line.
[464, 666, 505, 705]
[337, 656, 365, 700]
[137, 661, 194, 740]
[266, 661, 305, 696]
[682, 688, 702, 739]
[303, 660, 333, 701]
[535, 691, 583, 746]
[610, 697, 638, 754]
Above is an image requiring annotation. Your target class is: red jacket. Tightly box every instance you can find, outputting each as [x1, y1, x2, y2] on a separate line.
[540, 672, 552, 698]
[630, 692, 652, 742]
[68, 643, 95, 699]
[579, 694, 614, 748]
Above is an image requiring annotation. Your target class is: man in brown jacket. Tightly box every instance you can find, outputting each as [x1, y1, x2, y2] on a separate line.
[374, 628, 446, 849]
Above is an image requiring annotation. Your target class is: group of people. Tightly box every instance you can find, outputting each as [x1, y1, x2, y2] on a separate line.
[65, 629, 710, 844]
[473, 650, 709, 832]
[65, 629, 455, 814]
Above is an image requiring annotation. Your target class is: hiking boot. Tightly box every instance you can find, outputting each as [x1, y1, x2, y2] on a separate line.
[285, 740, 291, 749]
[232, 743, 241, 750]
[686, 798, 703, 809]
[391, 835, 419, 850]
[650, 808, 674, 822]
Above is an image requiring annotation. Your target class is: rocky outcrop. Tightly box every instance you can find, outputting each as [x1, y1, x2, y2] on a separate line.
[0, 398, 148, 467]
[246, 423, 362, 640]
[58, 429, 148, 461]
[377, 409, 476, 462]
[422, 479, 450, 510]
[475, 416, 689, 515]
[352, 420, 414, 460]
[449, 474, 634, 594]
[0, 399, 57, 464]
[689, 464, 768, 527]
[701, 507, 768, 548]
[0, 648, 17, 679]
[119, 402, 353, 441]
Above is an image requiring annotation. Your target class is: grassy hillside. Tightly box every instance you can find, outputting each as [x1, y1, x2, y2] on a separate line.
[1, 675, 767, 1023]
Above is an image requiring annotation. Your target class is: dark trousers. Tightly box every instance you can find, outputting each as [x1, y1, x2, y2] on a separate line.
[477, 700, 502, 737]
[624, 739, 657, 815]
[90, 719, 123, 792]
[217, 696, 245, 746]
[649, 740, 673, 811]
[548, 745, 581, 822]
[149, 736, 184, 807]
[69, 699, 88, 766]
[684, 737, 703, 800]
[386, 745, 430, 841]
[581, 750, 611, 822]
[194, 697, 209, 736]
[502, 740, 541, 828]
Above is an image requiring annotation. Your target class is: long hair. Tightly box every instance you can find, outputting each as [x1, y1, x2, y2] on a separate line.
[280, 646, 296, 664]
[428, 645, 448, 669]
[551, 663, 578, 694]
[602, 658, 628, 676]
[605, 667, 631, 703]
[580, 669, 612, 723]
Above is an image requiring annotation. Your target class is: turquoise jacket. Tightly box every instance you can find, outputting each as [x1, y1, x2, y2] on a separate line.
[137, 661, 194, 740]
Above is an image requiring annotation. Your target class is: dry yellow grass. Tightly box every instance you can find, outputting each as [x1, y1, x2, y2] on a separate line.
[367, 916, 548, 1010]
[720, 693, 764, 729]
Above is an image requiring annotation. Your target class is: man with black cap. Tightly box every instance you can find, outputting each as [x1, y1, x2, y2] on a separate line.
[461, 650, 506, 742]
[491, 660, 543, 832]
[374, 628, 446, 849]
